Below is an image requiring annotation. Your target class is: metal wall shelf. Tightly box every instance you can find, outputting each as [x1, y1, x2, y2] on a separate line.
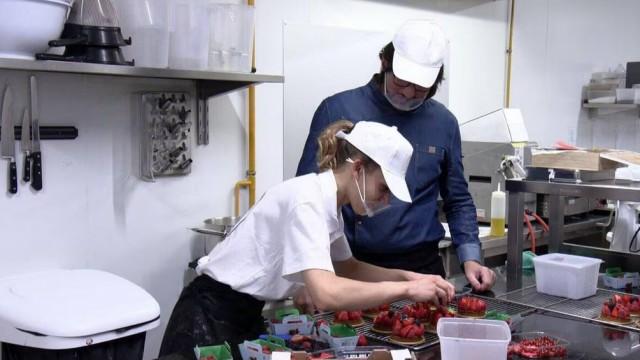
[0, 58, 284, 145]
[0, 58, 283, 98]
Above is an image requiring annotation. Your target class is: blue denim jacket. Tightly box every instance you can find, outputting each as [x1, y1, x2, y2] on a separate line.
[296, 78, 481, 264]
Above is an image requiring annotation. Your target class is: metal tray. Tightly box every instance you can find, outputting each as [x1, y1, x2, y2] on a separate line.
[315, 296, 533, 352]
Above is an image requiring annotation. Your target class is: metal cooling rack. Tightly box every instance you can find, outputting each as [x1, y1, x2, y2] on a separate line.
[315, 295, 534, 351]
[499, 286, 640, 332]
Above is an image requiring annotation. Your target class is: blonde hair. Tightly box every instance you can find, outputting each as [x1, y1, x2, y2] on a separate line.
[316, 120, 371, 171]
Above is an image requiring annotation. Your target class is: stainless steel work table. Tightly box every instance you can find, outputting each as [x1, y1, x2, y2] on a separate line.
[505, 179, 640, 291]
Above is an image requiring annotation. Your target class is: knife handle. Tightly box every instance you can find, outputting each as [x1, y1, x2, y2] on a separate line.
[8, 161, 17, 194]
[31, 151, 42, 191]
[23, 153, 31, 182]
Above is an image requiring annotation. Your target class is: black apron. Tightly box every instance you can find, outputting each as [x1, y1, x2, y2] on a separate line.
[351, 241, 446, 277]
[159, 275, 266, 360]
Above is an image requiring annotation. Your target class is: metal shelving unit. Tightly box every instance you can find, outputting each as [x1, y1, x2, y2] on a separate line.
[0, 58, 284, 144]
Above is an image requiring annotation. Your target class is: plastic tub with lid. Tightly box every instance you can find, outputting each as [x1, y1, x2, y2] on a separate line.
[437, 318, 511, 360]
[533, 253, 603, 299]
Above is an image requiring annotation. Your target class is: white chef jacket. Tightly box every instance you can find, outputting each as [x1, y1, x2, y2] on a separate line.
[196, 171, 353, 301]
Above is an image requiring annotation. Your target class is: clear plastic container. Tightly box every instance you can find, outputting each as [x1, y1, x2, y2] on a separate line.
[616, 88, 636, 104]
[115, 0, 170, 68]
[437, 318, 511, 360]
[208, 3, 255, 72]
[587, 89, 616, 104]
[168, 0, 209, 70]
[533, 253, 602, 299]
[509, 332, 569, 359]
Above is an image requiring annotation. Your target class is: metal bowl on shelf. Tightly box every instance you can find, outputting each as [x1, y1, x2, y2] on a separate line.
[191, 216, 237, 239]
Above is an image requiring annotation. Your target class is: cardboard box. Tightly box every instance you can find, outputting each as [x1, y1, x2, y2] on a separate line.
[269, 314, 314, 336]
[195, 342, 233, 360]
[318, 324, 359, 350]
[274, 347, 414, 360]
[239, 337, 290, 360]
[531, 149, 640, 171]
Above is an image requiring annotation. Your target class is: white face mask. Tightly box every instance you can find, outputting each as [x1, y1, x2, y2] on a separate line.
[383, 72, 425, 112]
[353, 167, 390, 217]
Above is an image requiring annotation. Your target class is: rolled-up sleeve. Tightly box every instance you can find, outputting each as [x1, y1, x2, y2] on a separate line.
[439, 122, 482, 264]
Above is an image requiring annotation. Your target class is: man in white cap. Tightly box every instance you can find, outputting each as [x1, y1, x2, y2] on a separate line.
[297, 20, 496, 295]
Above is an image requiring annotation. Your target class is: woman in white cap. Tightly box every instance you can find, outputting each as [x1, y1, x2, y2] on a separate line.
[159, 120, 455, 359]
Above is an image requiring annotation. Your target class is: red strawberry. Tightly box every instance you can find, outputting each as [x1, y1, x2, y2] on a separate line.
[402, 318, 415, 326]
[357, 335, 368, 346]
[602, 304, 611, 317]
[614, 294, 623, 305]
[336, 311, 349, 322]
[348, 311, 362, 321]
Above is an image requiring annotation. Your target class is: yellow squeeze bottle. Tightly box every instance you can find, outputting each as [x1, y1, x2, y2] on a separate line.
[490, 183, 506, 237]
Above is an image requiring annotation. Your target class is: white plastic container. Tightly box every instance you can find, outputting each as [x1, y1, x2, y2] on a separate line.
[437, 318, 511, 360]
[533, 253, 603, 299]
[168, 0, 210, 70]
[0, 0, 72, 59]
[115, 0, 170, 68]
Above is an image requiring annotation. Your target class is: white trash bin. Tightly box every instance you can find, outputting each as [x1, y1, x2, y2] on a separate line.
[0, 269, 160, 359]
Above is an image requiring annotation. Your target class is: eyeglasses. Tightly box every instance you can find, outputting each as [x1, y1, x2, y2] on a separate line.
[388, 72, 429, 94]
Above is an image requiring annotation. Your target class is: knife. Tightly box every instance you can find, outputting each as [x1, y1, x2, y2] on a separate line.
[20, 109, 31, 183]
[29, 76, 42, 191]
[0, 86, 17, 194]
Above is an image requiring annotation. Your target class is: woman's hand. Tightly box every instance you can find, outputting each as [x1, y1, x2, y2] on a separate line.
[405, 275, 455, 306]
[293, 286, 318, 314]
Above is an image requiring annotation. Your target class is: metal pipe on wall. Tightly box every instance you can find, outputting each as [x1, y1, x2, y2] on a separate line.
[234, 0, 257, 216]
[505, 0, 515, 107]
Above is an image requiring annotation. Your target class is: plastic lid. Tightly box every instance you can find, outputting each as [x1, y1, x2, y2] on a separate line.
[0, 269, 160, 337]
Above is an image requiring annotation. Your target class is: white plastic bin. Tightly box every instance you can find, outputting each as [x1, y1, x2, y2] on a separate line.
[533, 253, 603, 299]
[437, 318, 510, 360]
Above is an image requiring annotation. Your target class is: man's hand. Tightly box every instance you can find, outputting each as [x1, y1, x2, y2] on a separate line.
[293, 286, 317, 314]
[463, 261, 496, 292]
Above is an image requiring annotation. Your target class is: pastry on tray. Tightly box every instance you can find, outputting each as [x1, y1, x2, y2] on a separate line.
[600, 300, 632, 324]
[332, 310, 365, 327]
[456, 296, 487, 318]
[425, 305, 456, 332]
[401, 302, 432, 322]
[389, 317, 425, 345]
[362, 303, 390, 318]
[612, 294, 640, 317]
[371, 310, 399, 334]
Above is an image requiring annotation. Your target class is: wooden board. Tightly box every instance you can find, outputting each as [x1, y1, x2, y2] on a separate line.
[530, 149, 639, 171]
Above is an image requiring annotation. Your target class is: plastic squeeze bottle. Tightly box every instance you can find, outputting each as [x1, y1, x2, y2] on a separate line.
[490, 183, 506, 237]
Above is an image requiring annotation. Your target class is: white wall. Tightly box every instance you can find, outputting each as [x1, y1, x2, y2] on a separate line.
[0, 1, 509, 359]
[511, 0, 640, 149]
